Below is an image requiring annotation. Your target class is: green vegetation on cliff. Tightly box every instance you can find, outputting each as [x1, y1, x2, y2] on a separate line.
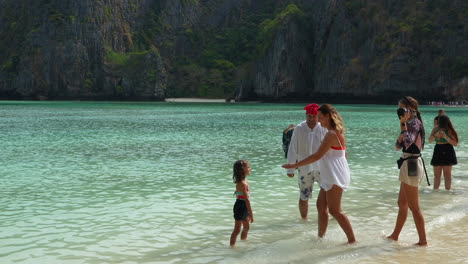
[342, 0, 468, 93]
[165, 2, 305, 98]
[257, 3, 304, 55]
[0, 0, 466, 100]
[0, 2, 35, 81]
[106, 49, 155, 68]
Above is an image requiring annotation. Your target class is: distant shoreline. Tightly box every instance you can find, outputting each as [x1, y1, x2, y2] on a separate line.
[165, 98, 227, 103]
[0, 98, 465, 106]
[163, 98, 468, 107]
[164, 98, 262, 103]
[426, 104, 468, 108]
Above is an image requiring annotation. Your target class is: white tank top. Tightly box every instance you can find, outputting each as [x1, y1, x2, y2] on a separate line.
[319, 131, 351, 191]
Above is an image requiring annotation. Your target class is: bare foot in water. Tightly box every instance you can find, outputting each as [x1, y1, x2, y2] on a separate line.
[415, 241, 428, 247]
[340, 241, 357, 246]
[386, 235, 398, 241]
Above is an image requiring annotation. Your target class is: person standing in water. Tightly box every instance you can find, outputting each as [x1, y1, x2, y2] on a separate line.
[230, 160, 254, 247]
[429, 114, 458, 190]
[387, 96, 427, 246]
[286, 103, 327, 220]
[283, 104, 356, 244]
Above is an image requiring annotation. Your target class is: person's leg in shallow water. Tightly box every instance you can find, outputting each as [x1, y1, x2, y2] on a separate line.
[230, 220, 242, 247]
[387, 182, 408, 241]
[299, 199, 308, 220]
[387, 182, 427, 246]
[299, 174, 314, 220]
[403, 183, 427, 246]
[326, 185, 356, 244]
[240, 219, 250, 240]
[433, 166, 443, 189]
[442, 166, 452, 190]
[316, 188, 328, 238]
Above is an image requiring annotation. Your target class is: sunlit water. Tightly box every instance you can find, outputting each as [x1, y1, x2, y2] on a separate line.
[0, 101, 467, 264]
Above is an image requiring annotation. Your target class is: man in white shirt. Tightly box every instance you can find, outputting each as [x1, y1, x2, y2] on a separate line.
[287, 103, 327, 220]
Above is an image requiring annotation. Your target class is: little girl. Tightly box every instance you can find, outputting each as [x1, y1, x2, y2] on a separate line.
[230, 160, 254, 247]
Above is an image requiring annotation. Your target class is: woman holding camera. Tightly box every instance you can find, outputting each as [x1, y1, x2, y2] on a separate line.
[387, 96, 427, 246]
[429, 114, 458, 190]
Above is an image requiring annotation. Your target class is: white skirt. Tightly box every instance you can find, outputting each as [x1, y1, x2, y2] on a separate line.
[399, 153, 423, 187]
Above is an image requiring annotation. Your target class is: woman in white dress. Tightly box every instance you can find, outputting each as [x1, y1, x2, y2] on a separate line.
[282, 104, 356, 244]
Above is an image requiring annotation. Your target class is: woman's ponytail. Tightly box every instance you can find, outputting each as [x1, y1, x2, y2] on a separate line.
[416, 110, 425, 149]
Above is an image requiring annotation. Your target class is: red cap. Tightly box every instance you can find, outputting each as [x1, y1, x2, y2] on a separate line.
[304, 103, 319, 115]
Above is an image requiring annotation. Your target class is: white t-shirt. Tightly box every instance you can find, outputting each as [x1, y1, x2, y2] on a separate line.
[287, 121, 327, 176]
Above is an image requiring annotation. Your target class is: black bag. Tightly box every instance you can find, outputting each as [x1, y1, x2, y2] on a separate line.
[407, 158, 418, 176]
[282, 128, 294, 158]
[397, 156, 419, 176]
[397, 158, 404, 169]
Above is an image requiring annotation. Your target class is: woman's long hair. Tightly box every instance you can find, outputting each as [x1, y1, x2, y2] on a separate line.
[233, 160, 249, 183]
[399, 96, 425, 149]
[438, 115, 459, 143]
[318, 104, 346, 134]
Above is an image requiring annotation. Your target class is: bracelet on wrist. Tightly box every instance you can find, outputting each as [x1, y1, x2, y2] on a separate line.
[400, 122, 406, 127]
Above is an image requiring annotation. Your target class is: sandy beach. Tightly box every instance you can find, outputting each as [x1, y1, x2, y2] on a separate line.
[165, 97, 227, 103]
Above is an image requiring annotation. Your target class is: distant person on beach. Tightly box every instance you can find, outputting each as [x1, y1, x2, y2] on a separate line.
[230, 160, 254, 247]
[387, 96, 427, 246]
[282, 104, 356, 244]
[433, 109, 446, 127]
[429, 114, 458, 190]
[282, 124, 295, 158]
[285, 103, 327, 220]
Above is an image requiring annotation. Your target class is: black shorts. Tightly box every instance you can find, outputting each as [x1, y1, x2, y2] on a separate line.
[233, 199, 249, 221]
[431, 144, 457, 166]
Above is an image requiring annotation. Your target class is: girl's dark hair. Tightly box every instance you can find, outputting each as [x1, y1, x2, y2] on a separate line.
[438, 115, 458, 142]
[233, 160, 249, 183]
[399, 96, 425, 148]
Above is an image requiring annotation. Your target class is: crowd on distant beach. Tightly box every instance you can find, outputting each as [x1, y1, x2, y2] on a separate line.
[427, 100, 467, 106]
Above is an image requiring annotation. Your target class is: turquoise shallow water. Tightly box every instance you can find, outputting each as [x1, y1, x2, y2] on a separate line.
[0, 101, 467, 263]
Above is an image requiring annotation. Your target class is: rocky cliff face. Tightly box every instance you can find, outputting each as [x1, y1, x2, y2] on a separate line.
[0, 0, 467, 101]
[0, 0, 166, 100]
[232, 0, 466, 103]
[253, 16, 312, 99]
[241, 0, 467, 102]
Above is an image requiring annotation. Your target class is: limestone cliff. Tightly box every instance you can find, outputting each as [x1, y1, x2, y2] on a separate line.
[241, 0, 468, 102]
[0, 0, 167, 100]
[0, 0, 467, 102]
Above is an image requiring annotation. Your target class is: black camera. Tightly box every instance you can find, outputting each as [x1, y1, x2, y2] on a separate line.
[397, 107, 408, 119]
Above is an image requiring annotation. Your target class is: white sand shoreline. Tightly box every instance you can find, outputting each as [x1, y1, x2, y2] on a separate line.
[165, 98, 227, 103]
[164, 98, 262, 103]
